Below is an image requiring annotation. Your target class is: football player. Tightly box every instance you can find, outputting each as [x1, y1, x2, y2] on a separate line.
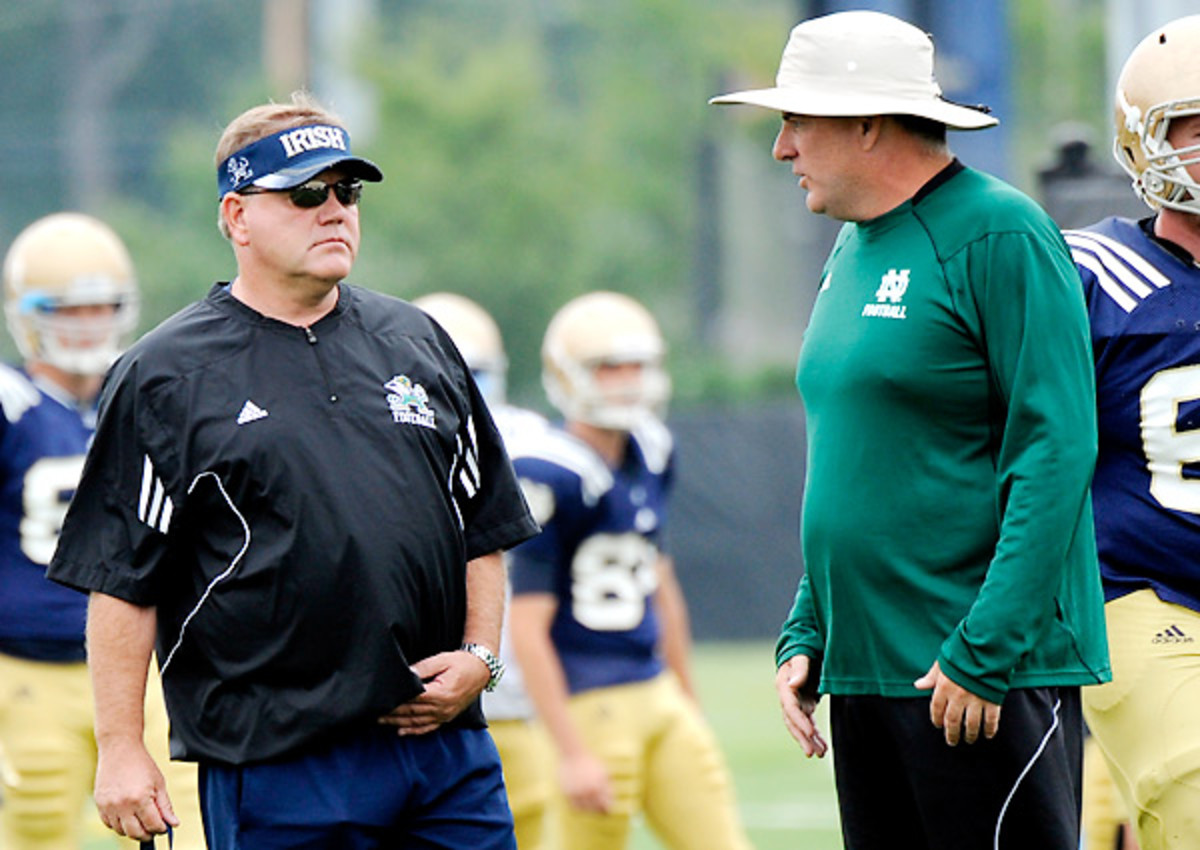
[0, 213, 202, 849]
[413, 291, 554, 850]
[507, 292, 751, 849]
[1066, 14, 1200, 850]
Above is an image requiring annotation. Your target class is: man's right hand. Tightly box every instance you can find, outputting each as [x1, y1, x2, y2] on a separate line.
[94, 740, 179, 841]
[775, 654, 828, 758]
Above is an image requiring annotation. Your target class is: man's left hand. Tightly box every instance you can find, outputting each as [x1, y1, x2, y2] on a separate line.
[377, 650, 490, 736]
[914, 660, 1001, 746]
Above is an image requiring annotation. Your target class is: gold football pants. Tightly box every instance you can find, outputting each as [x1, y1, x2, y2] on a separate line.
[0, 653, 203, 850]
[1083, 589, 1200, 850]
[489, 717, 555, 849]
[553, 672, 751, 850]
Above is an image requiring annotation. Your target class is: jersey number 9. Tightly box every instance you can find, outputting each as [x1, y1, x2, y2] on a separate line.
[1142, 365, 1200, 514]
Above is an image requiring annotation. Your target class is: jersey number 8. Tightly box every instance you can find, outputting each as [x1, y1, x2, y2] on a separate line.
[571, 532, 659, 631]
[20, 455, 86, 565]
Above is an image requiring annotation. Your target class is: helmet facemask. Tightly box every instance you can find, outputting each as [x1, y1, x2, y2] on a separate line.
[1116, 94, 1200, 214]
[3, 213, 140, 377]
[1112, 16, 1200, 215]
[7, 285, 139, 376]
[544, 350, 670, 432]
[541, 292, 671, 432]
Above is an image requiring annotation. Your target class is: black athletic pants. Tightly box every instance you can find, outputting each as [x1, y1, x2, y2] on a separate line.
[830, 687, 1082, 850]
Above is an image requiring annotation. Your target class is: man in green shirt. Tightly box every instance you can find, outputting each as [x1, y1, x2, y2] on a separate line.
[711, 11, 1109, 849]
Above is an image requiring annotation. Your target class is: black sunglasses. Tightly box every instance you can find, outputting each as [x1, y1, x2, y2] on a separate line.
[239, 179, 363, 209]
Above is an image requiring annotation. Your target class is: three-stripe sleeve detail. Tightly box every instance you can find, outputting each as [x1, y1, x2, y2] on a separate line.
[448, 415, 482, 529]
[138, 455, 174, 534]
[1065, 229, 1171, 313]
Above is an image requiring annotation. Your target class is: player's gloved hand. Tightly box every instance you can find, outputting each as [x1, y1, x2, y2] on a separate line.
[776, 654, 828, 758]
[378, 650, 490, 736]
[914, 659, 1002, 746]
[94, 738, 179, 842]
[560, 750, 614, 813]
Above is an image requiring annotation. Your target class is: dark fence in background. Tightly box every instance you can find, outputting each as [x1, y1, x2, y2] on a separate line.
[668, 403, 807, 641]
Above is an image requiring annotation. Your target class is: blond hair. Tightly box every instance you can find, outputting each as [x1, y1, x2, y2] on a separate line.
[215, 91, 345, 238]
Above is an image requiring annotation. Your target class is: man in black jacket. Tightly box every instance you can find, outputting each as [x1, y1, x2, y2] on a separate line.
[48, 92, 538, 850]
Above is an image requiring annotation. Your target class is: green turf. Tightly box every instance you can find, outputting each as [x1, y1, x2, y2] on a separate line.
[81, 641, 841, 849]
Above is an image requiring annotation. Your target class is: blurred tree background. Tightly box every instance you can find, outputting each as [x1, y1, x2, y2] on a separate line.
[0, 0, 1158, 410]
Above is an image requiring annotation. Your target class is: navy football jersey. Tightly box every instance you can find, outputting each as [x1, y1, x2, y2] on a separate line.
[1067, 217, 1200, 611]
[509, 418, 674, 695]
[0, 365, 95, 660]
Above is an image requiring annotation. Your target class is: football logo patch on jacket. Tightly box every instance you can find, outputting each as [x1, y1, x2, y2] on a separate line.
[384, 375, 436, 429]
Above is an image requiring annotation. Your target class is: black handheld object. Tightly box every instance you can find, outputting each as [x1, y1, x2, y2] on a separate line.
[139, 824, 174, 850]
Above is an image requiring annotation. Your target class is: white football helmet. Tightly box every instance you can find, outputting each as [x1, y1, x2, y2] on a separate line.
[412, 292, 508, 406]
[542, 291, 670, 431]
[1113, 15, 1200, 213]
[3, 213, 140, 375]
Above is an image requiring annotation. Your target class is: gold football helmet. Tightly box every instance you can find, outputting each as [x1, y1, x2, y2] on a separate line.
[3, 213, 139, 375]
[541, 291, 669, 431]
[1113, 15, 1200, 213]
[412, 292, 508, 405]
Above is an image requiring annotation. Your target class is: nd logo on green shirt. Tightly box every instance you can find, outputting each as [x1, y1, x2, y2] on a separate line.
[862, 268, 910, 319]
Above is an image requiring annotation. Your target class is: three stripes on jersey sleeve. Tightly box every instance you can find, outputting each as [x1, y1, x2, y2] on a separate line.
[1065, 229, 1171, 313]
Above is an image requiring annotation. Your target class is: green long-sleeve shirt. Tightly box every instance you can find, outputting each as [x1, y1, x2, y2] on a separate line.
[776, 163, 1110, 704]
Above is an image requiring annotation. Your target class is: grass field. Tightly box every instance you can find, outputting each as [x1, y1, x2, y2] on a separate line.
[79, 641, 841, 849]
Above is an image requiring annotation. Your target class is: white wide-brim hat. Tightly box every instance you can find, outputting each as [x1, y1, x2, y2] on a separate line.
[710, 10, 997, 131]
